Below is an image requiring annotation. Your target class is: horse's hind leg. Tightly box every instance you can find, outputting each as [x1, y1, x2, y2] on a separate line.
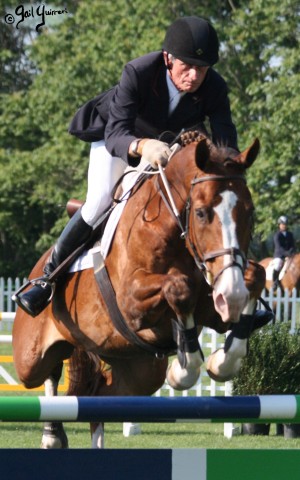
[68, 350, 168, 448]
[88, 355, 167, 448]
[90, 422, 105, 448]
[41, 362, 68, 449]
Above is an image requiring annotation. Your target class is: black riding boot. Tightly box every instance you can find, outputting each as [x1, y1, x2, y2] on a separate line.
[14, 209, 93, 317]
[272, 269, 280, 291]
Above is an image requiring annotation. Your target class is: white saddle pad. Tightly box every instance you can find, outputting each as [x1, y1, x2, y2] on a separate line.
[69, 158, 151, 273]
[265, 259, 288, 281]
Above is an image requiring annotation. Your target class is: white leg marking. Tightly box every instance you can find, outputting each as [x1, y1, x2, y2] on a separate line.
[166, 314, 203, 390]
[91, 423, 105, 448]
[206, 299, 257, 381]
[41, 377, 68, 449]
[44, 377, 57, 397]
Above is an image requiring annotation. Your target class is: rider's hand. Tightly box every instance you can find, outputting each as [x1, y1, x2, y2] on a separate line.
[141, 139, 172, 169]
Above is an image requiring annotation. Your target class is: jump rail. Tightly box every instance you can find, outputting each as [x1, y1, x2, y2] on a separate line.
[1, 395, 300, 423]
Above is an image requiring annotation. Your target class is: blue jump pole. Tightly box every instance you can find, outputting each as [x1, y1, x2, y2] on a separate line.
[0, 395, 300, 423]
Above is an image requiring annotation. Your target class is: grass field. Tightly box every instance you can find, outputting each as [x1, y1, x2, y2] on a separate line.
[1, 420, 300, 449]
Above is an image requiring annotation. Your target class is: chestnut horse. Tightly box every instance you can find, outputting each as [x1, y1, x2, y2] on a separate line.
[12, 136, 266, 448]
[260, 254, 300, 293]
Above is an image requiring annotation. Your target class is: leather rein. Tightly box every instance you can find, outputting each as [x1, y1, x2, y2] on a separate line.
[157, 173, 248, 287]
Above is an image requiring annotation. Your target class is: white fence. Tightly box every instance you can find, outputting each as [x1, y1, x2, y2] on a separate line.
[0, 277, 26, 313]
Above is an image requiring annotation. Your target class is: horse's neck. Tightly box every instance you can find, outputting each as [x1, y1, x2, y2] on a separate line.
[163, 158, 196, 207]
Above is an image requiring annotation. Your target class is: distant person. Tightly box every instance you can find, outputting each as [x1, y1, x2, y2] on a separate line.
[272, 215, 296, 290]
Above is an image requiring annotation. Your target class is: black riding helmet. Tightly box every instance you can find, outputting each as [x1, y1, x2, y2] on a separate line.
[162, 16, 219, 67]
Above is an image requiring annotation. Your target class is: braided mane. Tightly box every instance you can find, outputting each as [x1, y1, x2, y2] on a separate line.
[180, 130, 239, 166]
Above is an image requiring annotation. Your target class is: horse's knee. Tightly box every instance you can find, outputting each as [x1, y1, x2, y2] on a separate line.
[163, 275, 196, 315]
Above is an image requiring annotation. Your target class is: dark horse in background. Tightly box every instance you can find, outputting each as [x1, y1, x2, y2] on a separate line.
[12, 135, 267, 448]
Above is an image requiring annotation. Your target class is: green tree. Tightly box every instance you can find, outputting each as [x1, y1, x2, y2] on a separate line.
[220, 0, 300, 245]
[0, 0, 221, 276]
[0, 0, 299, 276]
[0, 0, 36, 94]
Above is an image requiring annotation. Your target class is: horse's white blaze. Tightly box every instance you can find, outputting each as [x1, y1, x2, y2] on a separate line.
[212, 190, 249, 322]
[214, 191, 239, 249]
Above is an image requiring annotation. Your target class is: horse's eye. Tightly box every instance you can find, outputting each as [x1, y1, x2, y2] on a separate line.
[196, 208, 207, 222]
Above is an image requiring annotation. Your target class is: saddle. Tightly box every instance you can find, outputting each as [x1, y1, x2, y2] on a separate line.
[266, 258, 290, 281]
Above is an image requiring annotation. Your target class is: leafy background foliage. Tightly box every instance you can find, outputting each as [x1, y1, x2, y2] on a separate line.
[232, 323, 300, 394]
[0, 0, 299, 276]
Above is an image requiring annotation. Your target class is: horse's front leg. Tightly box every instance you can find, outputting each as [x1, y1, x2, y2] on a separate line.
[41, 363, 68, 449]
[121, 269, 204, 391]
[158, 272, 204, 391]
[206, 298, 256, 382]
[166, 313, 204, 390]
[206, 260, 273, 382]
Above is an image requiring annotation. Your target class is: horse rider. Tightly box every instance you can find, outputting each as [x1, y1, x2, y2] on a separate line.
[272, 215, 296, 290]
[15, 16, 241, 317]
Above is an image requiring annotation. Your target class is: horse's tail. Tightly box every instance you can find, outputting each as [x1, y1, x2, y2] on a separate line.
[66, 348, 109, 396]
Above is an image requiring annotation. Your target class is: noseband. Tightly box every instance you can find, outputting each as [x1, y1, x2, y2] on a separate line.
[158, 173, 248, 287]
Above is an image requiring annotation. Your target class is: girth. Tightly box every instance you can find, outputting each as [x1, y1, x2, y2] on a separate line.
[93, 249, 176, 357]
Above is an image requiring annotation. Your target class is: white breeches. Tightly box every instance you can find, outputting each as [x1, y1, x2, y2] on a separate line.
[273, 257, 284, 272]
[81, 140, 127, 226]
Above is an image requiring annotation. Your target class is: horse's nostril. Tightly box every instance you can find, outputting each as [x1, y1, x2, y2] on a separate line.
[213, 293, 230, 322]
[212, 286, 249, 324]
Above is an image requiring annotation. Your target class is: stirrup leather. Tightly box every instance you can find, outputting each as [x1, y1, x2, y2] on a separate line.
[12, 276, 56, 303]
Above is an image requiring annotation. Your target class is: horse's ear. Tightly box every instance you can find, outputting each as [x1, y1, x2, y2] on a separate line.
[195, 138, 211, 170]
[234, 138, 260, 168]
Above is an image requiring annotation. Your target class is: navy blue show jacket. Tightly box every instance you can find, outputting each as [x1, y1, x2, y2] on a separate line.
[69, 51, 238, 165]
[273, 230, 296, 259]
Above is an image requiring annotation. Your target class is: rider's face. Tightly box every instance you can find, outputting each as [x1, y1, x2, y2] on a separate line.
[279, 223, 287, 231]
[167, 58, 209, 93]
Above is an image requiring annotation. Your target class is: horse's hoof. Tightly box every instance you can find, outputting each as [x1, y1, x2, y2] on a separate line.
[206, 367, 233, 383]
[166, 360, 200, 391]
[206, 349, 242, 382]
[41, 422, 69, 449]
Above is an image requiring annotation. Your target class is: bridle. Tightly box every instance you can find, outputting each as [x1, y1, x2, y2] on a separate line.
[157, 172, 248, 287]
